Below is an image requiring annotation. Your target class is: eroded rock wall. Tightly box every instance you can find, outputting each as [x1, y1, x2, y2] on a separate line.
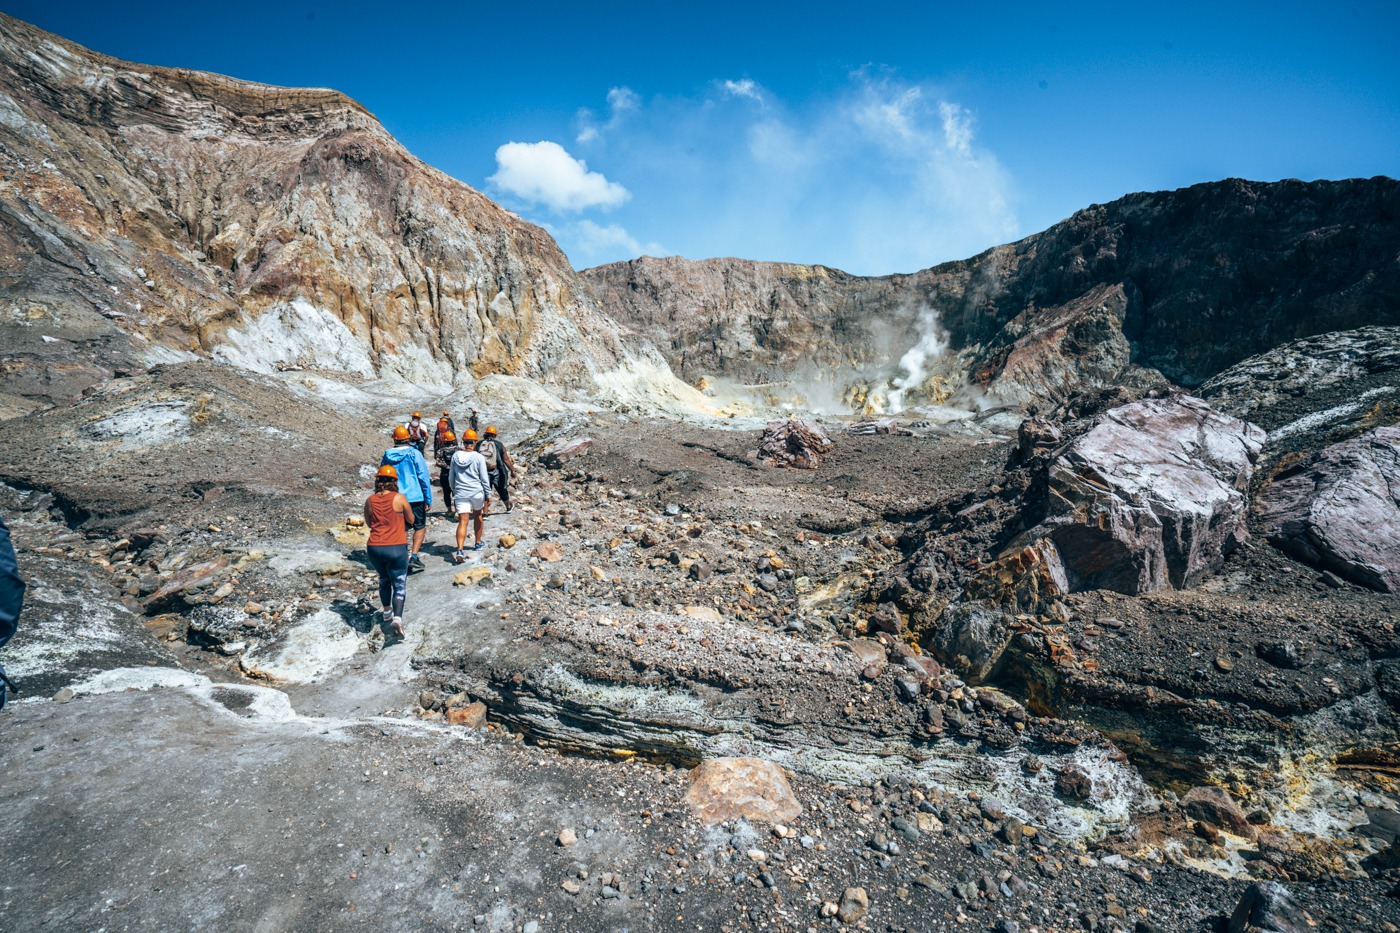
[584, 179, 1400, 406]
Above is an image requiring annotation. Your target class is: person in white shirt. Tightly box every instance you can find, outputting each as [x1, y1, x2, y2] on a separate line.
[449, 429, 492, 561]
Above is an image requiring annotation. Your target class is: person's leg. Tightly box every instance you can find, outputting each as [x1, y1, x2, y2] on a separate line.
[473, 508, 484, 546]
[456, 513, 469, 551]
[495, 470, 511, 510]
[367, 547, 392, 613]
[410, 502, 427, 558]
[390, 552, 408, 620]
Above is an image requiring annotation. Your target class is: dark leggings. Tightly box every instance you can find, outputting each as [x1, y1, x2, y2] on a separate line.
[366, 544, 408, 618]
[490, 469, 510, 508]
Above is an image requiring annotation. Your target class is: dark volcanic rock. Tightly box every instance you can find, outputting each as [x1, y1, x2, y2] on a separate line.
[1037, 395, 1265, 594]
[1228, 881, 1309, 933]
[1255, 426, 1400, 592]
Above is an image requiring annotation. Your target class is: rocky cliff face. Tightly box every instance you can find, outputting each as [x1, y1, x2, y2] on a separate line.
[0, 13, 623, 410]
[584, 178, 1400, 407]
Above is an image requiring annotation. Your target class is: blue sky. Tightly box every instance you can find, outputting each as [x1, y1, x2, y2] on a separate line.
[7, 1, 1399, 274]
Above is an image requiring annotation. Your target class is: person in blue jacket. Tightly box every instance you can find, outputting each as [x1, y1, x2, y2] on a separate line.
[380, 425, 433, 572]
[0, 514, 24, 709]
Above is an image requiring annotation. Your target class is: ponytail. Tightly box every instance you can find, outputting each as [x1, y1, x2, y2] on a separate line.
[374, 477, 399, 494]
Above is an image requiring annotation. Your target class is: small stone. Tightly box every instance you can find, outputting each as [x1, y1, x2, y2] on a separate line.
[600, 885, 619, 899]
[590, 566, 607, 582]
[52, 687, 75, 703]
[243, 602, 265, 615]
[1214, 656, 1234, 672]
[837, 887, 869, 924]
[523, 923, 539, 933]
[499, 534, 517, 549]
[557, 828, 578, 847]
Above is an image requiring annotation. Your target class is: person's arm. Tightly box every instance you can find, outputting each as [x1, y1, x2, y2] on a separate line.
[363, 497, 374, 528]
[500, 443, 518, 477]
[395, 493, 411, 527]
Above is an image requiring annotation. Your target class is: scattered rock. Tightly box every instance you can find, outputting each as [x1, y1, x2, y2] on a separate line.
[836, 886, 869, 924]
[533, 541, 564, 562]
[684, 757, 801, 825]
[498, 534, 517, 549]
[539, 437, 592, 468]
[1182, 786, 1256, 840]
[452, 567, 492, 587]
[445, 701, 487, 728]
[557, 828, 578, 848]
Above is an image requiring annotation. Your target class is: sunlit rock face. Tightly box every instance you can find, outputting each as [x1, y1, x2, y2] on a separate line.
[0, 13, 624, 405]
[584, 178, 1400, 409]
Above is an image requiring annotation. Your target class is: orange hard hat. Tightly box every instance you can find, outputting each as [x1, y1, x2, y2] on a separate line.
[376, 464, 398, 480]
[442, 410, 450, 416]
[443, 431, 456, 443]
[392, 425, 411, 441]
[411, 411, 421, 419]
[463, 429, 479, 442]
[485, 425, 498, 436]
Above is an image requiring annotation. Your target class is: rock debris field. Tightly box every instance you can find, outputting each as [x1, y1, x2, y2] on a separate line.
[2, 342, 1400, 933]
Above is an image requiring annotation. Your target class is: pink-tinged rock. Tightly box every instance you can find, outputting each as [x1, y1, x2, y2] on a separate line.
[684, 758, 801, 825]
[144, 555, 229, 607]
[1042, 395, 1264, 594]
[1255, 426, 1400, 592]
[539, 437, 592, 467]
[755, 419, 834, 470]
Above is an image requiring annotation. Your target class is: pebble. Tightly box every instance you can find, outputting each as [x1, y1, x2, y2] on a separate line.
[523, 922, 539, 933]
[557, 828, 577, 847]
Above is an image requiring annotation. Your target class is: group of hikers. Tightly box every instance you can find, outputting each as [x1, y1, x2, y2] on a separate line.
[362, 409, 518, 637]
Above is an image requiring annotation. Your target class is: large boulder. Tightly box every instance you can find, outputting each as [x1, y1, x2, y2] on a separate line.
[1254, 426, 1400, 592]
[1040, 395, 1265, 594]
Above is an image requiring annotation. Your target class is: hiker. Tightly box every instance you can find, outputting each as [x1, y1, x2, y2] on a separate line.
[449, 429, 492, 561]
[404, 412, 430, 454]
[0, 514, 23, 710]
[478, 426, 520, 512]
[434, 411, 455, 455]
[363, 464, 411, 637]
[468, 408, 480, 435]
[434, 429, 457, 516]
[380, 425, 433, 573]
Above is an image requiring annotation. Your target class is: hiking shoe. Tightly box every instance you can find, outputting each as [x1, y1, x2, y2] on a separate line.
[390, 617, 405, 637]
[453, 550, 465, 564]
[472, 542, 485, 551]
[408, 553, 425, 573]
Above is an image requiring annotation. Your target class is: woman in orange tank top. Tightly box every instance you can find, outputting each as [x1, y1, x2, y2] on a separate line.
[364, 465, 412, 637]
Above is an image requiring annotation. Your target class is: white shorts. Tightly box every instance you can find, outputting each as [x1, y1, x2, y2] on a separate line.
[456, 494, 487, 515]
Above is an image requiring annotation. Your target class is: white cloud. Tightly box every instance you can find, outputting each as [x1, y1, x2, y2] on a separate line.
[721, 79, 762, 101]
[577, 86, 640, 144]
[488, 141, 630, 212]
